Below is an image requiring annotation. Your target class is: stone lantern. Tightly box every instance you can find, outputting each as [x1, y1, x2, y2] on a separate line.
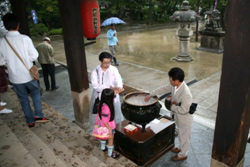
[170, 0, 199, 62]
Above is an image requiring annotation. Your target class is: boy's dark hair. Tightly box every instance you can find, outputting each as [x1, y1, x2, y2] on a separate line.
[99, 52, 112, 62]
[98, 88, 115, 121]
[3, 13, 19, 30]
[168, 67, 185, 82]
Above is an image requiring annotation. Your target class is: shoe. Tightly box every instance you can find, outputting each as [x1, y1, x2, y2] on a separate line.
[0, 108, 12, 114]
[46, 88, 50, 91]
[34, 117, 49, 123]
[28, 123, 35, 127]
[171, 147, 181, 153]
[0, 102, 7, 106]
[171, 155, 187, 161]
[111, 151, 119, 159]
[51, 86, 59, 91]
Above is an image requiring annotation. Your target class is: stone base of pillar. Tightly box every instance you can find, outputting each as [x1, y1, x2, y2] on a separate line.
[198, 30, 225, 54]
[171, 55, 193, 62]
[71, 89, 90, 129]
[211, 157, 245, 167]
[197, 46, 224, 54]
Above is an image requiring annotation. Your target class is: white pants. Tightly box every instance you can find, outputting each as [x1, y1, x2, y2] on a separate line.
[177, 125, 192, 157]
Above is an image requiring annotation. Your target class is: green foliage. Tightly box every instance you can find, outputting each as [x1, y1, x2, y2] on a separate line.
[25, 0, 228, 33]
[48, 28, 62, 35]
[26, 0, 61, 32]
[29, 23, 48, 36]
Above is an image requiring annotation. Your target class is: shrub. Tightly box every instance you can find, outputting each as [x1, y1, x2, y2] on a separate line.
[48, 28, 62, 35]
[29, 23, 48, 36]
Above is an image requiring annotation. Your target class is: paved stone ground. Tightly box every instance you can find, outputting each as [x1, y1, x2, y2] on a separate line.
[37, 65, 250, 167]
[1, 24, 249, 166]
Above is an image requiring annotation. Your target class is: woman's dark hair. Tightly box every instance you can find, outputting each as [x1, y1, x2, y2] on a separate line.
[3, 13, 19, 30]
[168, 67, 185, 82]
[98, 88, 115, 121]
[99, 52, 112, 62]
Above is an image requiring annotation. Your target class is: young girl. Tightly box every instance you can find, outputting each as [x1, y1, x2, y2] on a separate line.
[98, 88, 119, 158]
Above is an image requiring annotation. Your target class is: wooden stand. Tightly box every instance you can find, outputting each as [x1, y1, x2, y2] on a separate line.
[114, 118, 175, 166]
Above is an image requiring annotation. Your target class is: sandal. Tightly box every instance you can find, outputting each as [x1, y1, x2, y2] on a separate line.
[111, 151, 119, 159]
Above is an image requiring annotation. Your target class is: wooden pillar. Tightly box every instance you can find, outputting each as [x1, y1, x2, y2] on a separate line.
[211, 1, 250, 167]
[10, 0, 30, 36]
[58, 0, 90, 128]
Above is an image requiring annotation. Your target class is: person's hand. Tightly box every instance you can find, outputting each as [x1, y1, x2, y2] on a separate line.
[144, 95, 152, 102]
[117, 42, 120, 46]
[111, 87, 124, 94]
[167, 96, 172, 100]
[113, 33, 116, 36]
[115, 87, 124, 94]
[172, 101, 177, 105]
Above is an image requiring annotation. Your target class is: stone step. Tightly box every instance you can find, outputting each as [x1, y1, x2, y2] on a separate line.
[32, 127, 89, 167]
[1, 114, 68, 167]
[0, 119, 41, 167]
[41, 103, 136, 167]
[1, 89, 107, 167]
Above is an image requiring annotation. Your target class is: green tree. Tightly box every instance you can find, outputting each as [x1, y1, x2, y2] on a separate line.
[26, 0, 61, 30]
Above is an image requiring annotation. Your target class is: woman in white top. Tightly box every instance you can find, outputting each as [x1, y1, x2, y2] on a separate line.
[89, 52, 124, 133]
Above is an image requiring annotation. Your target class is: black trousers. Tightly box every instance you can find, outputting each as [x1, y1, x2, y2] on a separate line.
[41, 64, 56, 90]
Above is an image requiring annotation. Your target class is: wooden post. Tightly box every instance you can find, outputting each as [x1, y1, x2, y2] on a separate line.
[10, 0, 30, 36]
[211, 1, 250, 167]
[58, 0, 90, 128]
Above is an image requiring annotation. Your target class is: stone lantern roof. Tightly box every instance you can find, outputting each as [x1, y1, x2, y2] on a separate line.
[170, 0, 199, 22]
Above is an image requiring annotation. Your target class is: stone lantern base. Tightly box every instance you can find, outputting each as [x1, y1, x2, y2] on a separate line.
[198, 30, 225, 53]
[171, 55, 193, 62]
[172, 27, 194, 62]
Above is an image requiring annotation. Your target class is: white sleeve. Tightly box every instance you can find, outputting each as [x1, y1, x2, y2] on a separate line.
[26, 37, 38, 62]
[113, 67, 123, 88]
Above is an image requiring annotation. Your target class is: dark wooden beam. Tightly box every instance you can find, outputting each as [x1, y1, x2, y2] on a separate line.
[10, 0, 30, 36]
[58, 0, 89, 92]
[211, 0, 250, 166]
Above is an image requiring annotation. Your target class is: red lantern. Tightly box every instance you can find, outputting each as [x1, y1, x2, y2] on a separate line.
[80, 0, 100, 40]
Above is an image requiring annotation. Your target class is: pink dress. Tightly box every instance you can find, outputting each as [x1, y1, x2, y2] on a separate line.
[99, 104, 116, 130]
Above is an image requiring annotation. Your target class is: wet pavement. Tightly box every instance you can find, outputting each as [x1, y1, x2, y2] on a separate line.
[37, 67, 250, 167]
[8, 24, 250, 166]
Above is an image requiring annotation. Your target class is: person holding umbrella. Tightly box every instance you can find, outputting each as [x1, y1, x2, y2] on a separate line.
[107, 24, 119, 66]
[102, 17, 125, 66]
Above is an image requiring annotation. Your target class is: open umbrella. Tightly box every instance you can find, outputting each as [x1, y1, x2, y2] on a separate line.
[101, 17, 125, 26]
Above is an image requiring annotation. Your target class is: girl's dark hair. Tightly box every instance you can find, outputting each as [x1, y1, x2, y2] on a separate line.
[98, 88, 115, 121]
[99, 52, 112, 62]
[3, 13, 19, 30]
[168, 67, 185, 82]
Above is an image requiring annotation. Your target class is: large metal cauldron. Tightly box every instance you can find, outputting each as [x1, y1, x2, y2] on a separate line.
[121, 92, 162, 132]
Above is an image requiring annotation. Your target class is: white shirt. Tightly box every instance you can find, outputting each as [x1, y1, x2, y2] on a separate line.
[174, 81, 184, 95]
[91, 65, 123, 101]
[0, 31, 38, 84]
